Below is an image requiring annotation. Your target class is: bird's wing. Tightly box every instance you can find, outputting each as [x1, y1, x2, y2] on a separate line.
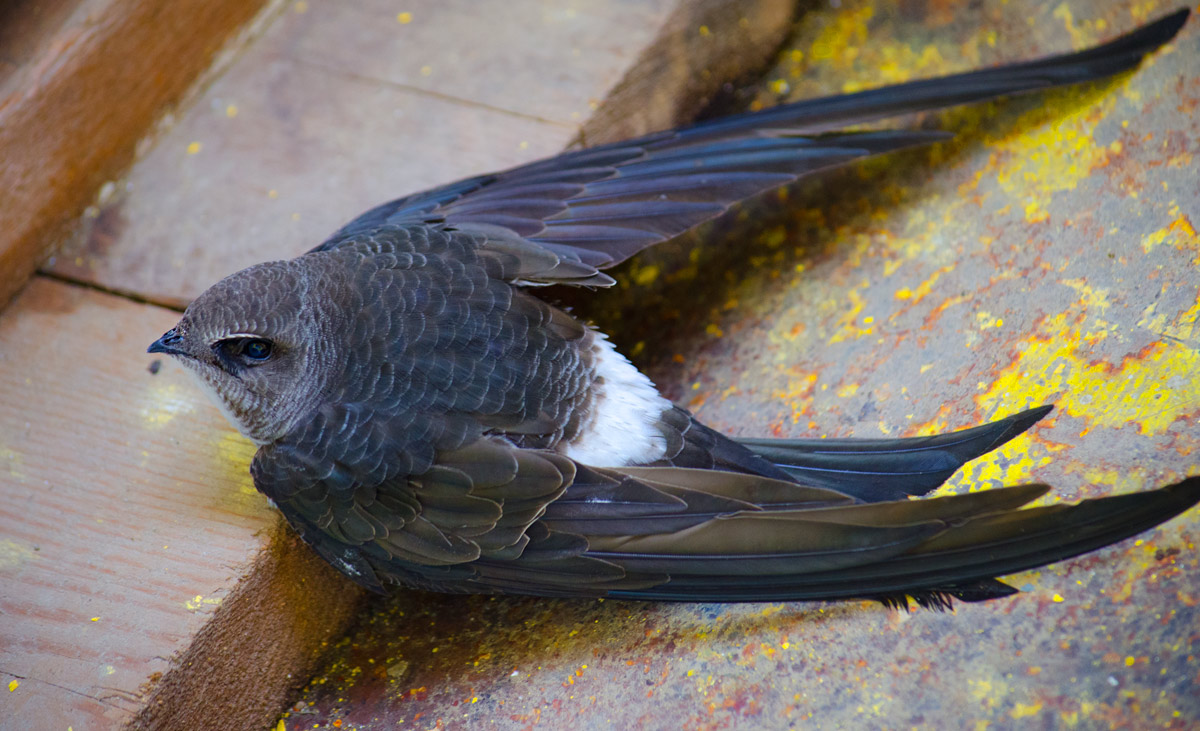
[568, 472, 1200, 605]
[253, 429, 1200, 605]
[311, 9, 1187, 286]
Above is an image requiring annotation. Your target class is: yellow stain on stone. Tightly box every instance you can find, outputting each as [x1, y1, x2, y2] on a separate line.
[952, 434, 1053, 494]
[1140, 215, 1199, 263]
[1059, 278, 1112, 315]
[975, 311, 1004, 330]
[978, 311, 1200, 436]
[771, 370, 819, 424]
[846, 43, 947, 93]
[809, 6, 873, 65]
[1052, 3, 1090, 49]
[1011, 701, 1044, 719]
[890, 264, 955, 310]
[969, 678, 1004, 708]
[1138, 285, 1200, 349]
[828, 285, 874, 343]
[985, 86, 1119, 223]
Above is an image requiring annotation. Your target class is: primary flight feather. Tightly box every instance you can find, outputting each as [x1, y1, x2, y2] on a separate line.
[149, 9, 1198, 609]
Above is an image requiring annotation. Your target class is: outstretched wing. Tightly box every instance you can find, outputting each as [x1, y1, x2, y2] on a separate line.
[312, 9, 1187, 286]
[253, 426, 1200, 606]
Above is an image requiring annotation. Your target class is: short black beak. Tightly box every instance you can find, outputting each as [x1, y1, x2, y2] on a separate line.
[148, 328, 185, 356]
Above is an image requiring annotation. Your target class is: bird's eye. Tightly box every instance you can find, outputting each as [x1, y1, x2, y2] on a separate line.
[241, 338, 273, 360]
[213, 336, 275, 369]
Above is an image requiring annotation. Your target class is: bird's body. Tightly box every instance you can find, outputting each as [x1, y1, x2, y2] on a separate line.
[151, 9, 1199, 608]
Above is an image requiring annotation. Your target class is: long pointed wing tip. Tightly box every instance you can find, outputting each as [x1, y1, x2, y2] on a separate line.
[1150, 8, 1191, 45]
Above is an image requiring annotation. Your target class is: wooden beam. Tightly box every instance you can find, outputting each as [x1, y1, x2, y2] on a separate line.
[0, 0, 271, 309]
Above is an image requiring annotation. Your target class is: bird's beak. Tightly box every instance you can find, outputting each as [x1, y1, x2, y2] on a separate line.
[148, 327, 186, 356]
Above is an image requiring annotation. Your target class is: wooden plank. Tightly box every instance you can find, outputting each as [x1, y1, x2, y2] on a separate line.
[0, 278, 362, 728]
[1, 1, 800, 728]
[47, 0, 795, 309]
[0, 0, 270, 310]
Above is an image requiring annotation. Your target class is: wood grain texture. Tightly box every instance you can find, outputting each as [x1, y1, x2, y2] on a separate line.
[581, 0, 795, 145]
[0, 279, 321, 727]
[47, 0, 798, 310]
[0, 0, 269, 310]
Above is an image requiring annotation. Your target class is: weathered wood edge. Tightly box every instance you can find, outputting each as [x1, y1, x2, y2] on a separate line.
[129, 521, 369, 731]
[580, 0, 796, 146]
[0, 0, 273, 310]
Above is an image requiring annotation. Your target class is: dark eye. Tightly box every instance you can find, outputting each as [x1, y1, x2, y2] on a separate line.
[241, 338, 273, 360]
[213, 336, 275, 369]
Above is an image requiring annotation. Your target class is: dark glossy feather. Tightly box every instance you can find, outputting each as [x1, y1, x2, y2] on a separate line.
[315, 9, 1189, 286]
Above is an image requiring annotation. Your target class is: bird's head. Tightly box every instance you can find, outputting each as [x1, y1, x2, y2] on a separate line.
[148, 260, 335, 444]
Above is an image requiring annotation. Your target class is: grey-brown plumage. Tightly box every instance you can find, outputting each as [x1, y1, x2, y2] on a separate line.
[149, 10, 1199, 608]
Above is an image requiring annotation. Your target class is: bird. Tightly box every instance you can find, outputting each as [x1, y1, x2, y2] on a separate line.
[149, 9, 1198, 610]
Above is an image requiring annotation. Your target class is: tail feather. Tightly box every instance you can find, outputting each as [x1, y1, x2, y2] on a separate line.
[691, 7, 1189, 136]
[600, 477, 1200, 603]
[737, 405, 1053, 501]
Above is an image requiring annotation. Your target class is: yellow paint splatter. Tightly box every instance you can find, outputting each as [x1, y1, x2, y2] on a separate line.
[0, 540, 37, 570]
[828, 285, 874, 343]
[978, 311, 1200, 436]
[975, 311, 1004, 330]
[225, 104, 238, 118]
[7, 680, 17, 692]
[810, 6, 873, 65]
[633, 264, 660, 286]
[1012, 701, 1044, 719]
[987, 88, 1119, 223]
[141, 383, 196, 429]
[186, 142, 202, 155]
[396, 11, 412, 24]
[185, 595, 223, 612]
[1141, 215, 1199, 263]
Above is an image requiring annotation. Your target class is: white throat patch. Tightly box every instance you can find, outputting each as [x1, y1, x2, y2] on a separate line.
[562, 333, 671, 467]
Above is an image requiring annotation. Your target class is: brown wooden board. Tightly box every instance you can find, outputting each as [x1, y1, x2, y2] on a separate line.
[0, 279, 348, 726]
[49, 0, 793, 311]
[0, 0, 270, 309]
[1, 1, 797, 728]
